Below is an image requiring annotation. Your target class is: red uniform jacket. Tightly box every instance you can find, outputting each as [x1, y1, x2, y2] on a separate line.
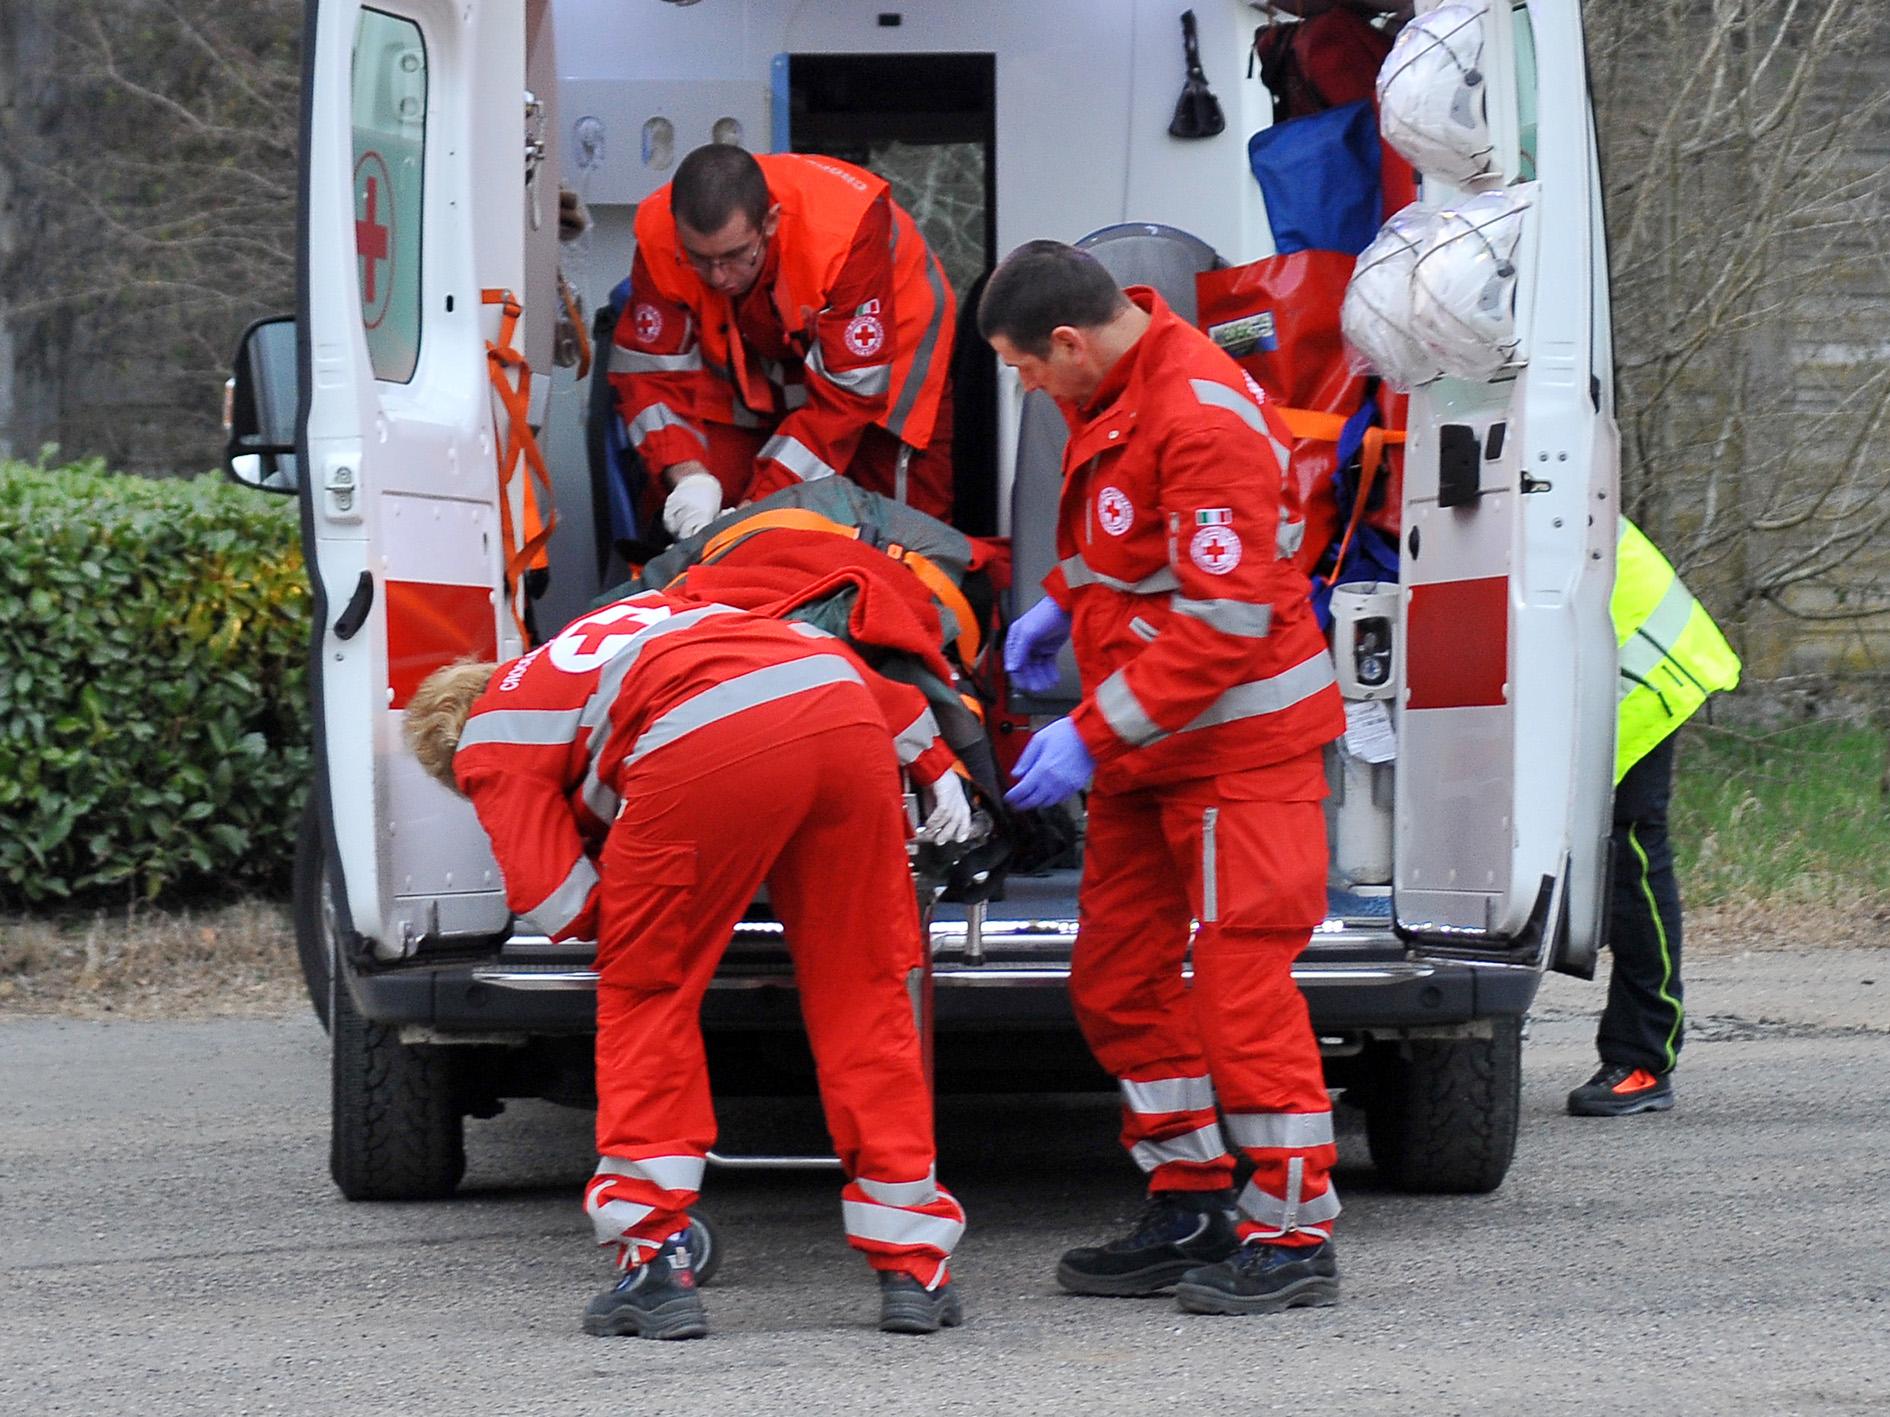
[1043, 289, 1345, 793]
[609, 154, 955, 501]
[452, 592, 955, 943]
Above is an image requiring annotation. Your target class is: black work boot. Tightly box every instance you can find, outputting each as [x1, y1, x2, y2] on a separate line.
[1056, 1190, 1239, 1297]
[1567, 1062, 1675, 1117]
[582, 1233, 709, 1340]
[877, 1272, 964, 1334]
[1175, 1238, 1340, 1315]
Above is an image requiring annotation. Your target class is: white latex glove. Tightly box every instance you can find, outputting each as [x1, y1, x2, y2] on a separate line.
[662, 470, 723, 540]
[916, 772, 974, 845]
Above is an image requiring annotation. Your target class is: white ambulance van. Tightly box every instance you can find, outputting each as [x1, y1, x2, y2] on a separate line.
[225, 0, 1616, 1203]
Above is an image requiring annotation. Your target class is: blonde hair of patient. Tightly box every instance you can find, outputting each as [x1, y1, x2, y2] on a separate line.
[403, 660, 498, 793]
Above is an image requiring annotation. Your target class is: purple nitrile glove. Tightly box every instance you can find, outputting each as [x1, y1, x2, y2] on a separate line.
[1004, 597, 1072, 695]
[1005, 716, 1095, 811]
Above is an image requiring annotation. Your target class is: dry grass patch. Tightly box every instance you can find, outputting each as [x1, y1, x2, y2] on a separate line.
[0, 898, 305, 1019]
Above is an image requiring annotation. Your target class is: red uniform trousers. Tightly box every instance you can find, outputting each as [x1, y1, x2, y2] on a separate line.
[581, 694, 964, 1285]
[675, 385, 955, 525]
[1069, 754, 1340, 1246]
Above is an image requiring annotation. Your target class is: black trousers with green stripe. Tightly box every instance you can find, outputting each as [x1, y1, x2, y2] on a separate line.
[1600, 736, 1685, 1074]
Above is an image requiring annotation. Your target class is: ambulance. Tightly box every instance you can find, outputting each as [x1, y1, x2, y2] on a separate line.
[225, 0, 1617, 1204]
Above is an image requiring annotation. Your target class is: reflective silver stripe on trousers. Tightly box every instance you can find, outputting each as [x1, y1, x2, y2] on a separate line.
[1096, 650, 1337, 751]
[757, 433, 841, 483]
[1169, 596, 1274, 638]
[596, 1153, 708, 1191]
[1239, 1170, 1341, 1232]
[1059, 553, 1182, 595]
[625, 401, 707, 450]
[1201, 808, 1219, 923]
[1119, 1075, 1217, 1116]
[587, 1196, 654, 1244]
[841, 1200, 965, 1253]
[457, 706, 586, 751]
[1189, 379, 1291, 475]
[609, 345, 703, 375]
[894, 706, 941, 763]
[627, 654, 864, 765]
[886, 246, 949, 440]
[808, 340, 892, 397]
[523, 854, 597, 938]
[1224, 1110, 1337, 1150]
[894, 444, 912, 504]
[855, 1169, 939, 1208]
[1130, 1121, 1229, 1173]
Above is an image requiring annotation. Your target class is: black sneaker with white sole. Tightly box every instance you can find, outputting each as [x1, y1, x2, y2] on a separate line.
[582, 1233, 709, 1340]
[877, 1273, 964, 1334]
[1056, 1190, 1239, 1297]
[1175, 1238, 1340, 1316]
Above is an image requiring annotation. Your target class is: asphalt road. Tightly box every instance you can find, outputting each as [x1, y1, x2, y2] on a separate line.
[4, 948, 1887, 1417]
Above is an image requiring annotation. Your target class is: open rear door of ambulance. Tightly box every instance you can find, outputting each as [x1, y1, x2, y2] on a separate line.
[301, 1, 529, 970]
[1393, 0, 1615, 978]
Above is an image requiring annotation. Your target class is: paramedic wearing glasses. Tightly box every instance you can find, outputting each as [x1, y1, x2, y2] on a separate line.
[608, 144, 957, 541]
[403, 593, 972, 1340]
[982, 241, 1347, 1317]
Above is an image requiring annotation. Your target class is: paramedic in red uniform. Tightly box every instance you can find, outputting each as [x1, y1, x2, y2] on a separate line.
[981, 241, 1347, 1316]
[402, 593, 971, 1339]
[608, 143, 956, 539]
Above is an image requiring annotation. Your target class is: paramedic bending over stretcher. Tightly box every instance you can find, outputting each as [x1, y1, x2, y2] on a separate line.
[608, 144, 957, 539]
[403, 594, 972, 1340]
[984, 241, 1347, 1317]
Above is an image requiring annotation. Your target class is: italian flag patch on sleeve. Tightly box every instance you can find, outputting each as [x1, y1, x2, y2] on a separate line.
[1196, 508, 1233, 527]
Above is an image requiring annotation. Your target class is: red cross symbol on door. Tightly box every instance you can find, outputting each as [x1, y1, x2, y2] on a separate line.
[356, 176, 389, 303]
[353, 150, 395, 328]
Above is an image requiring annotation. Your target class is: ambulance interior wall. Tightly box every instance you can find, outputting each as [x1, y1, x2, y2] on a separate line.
[524, 0, 1283, 632]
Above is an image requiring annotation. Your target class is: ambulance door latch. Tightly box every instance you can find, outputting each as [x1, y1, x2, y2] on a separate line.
[334, 571, 374, 641]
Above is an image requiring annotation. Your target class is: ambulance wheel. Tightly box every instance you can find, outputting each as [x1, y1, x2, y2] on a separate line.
[330, 971, 467, 1201]
[1363, 1015, 1521, 1194]
[291, 798, 335, 1032]
[684, 1208, 721, 1286]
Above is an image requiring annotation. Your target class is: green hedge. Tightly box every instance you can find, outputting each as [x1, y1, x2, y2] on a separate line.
[0, 458, 311, 904]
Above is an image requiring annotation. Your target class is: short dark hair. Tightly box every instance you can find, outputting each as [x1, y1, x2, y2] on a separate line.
[671, 143, 770, 234]
[977, 240, 1130, 357]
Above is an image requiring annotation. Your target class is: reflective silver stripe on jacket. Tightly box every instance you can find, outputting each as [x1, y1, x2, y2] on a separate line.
[1095, 649, 1336, 750]
[1201, 808, 1219, 923]
[1617, 575, 1699, 701]
[627, 654, 863, 765]
[894, 706, 942, 764]
[841, 1199, 965, 1254]
[855, 1168, 940, 1208]
[1189, 379, 1291, 475]
[1224, 1110, 1336, 1150]
[1059, 553, 1182, 595]
[523, 854, 597, 938]
[609, 345, 703, 376]
[886, 247, 949, 439]
[757, 433, 841, 483]
[808, 340, 892, 398]
[1120, 1075, 1217, 1116]
[595, 1153, 708, 1192]
[1277, 518, 1305, 559]
[625, 401, 707, 450]
[1170, 596, 1274, 638]
[1130, 1121, 1229, 1173]
[1238, 1172, 1341, 1232]
[457, 706, 586, 751]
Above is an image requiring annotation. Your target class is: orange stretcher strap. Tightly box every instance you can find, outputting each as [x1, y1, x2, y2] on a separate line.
[1275, 404, 1407, 578]
[483, 288, 558, 641]
[557, 271, 592, 380]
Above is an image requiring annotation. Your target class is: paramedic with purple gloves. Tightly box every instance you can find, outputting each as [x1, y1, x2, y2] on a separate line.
[985, 240, 1348, 1318]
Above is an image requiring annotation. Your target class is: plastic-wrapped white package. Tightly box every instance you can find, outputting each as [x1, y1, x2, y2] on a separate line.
[1408, 185, 1533, 379]
[1377, 3, 1493, 186]
[1340, 204, 1446, 390]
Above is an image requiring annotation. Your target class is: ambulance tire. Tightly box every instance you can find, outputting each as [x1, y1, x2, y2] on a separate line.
[1363, 1016, 1521, 1194]
[291, 799, 334, 1033]
[684, 1207, 722, 1286]
[330, 973, 468, 1201]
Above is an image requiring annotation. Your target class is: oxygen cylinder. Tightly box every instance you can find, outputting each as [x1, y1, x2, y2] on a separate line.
[1327, 582, 1399, 887]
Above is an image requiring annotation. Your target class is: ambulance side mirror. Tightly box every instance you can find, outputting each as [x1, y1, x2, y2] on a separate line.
[224, 315, 300, 495]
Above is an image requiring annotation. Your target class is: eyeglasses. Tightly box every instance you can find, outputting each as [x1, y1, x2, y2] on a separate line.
[680, 235, 765, 276]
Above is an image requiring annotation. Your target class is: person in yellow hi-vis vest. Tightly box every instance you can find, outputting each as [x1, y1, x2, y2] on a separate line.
[1569, 519, 1742, 1117]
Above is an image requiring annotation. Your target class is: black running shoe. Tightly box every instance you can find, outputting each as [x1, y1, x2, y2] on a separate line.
[1567, 1062, 1675, 1117]
[1175, 1238, 1340, 1316]
[582, 1233, 709, 1340]
[877, 1273, 964, 1334]
[1056, 1190, 1239, 1297]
